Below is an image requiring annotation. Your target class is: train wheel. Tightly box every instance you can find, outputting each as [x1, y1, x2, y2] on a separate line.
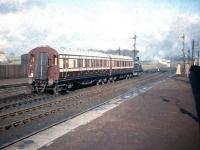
[108, 77, 113, 83]
[126, 75, 130, 79]
[53, 85, 59, 95]
[36, 87, 44, 95]
[103, 78, 107, 84]
[96, 79, 101, 85]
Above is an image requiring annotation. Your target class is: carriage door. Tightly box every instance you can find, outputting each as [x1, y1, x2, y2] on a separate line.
[35, 53, 48, 80]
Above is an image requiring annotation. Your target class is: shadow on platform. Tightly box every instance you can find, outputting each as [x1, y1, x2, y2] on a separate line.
[179, 108, 199, 123]
[171, 76, 190, 84]
[161, 96, 199, 123]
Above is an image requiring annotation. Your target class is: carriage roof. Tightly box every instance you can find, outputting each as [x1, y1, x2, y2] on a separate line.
[57, 48, 133, 60]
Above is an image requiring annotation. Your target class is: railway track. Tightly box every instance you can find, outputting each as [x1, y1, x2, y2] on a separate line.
[0, 72, 166, 131]
[0, 72, 161, 114]
[0, 71, 171, 148]
[0, 72, 158, 112]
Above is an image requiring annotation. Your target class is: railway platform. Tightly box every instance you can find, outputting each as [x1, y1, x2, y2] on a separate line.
[4, 76, 200, 150]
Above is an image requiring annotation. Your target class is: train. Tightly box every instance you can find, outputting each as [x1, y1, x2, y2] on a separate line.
[133, 56, 143, 76]
[27, 46, 141, 94]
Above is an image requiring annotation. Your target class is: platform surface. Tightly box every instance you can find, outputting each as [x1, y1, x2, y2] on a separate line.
[37, 77, 200, 150]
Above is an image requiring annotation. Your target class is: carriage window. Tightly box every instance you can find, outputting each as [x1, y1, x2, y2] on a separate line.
[91, 59, 95, 67]
[99, 60, 102, 67]
[85, 59, 90, 68]
[94, 60, 97, 67]
[100, 60, 102, 67]
[64, 58, 68, 68]
[77, 59, 80, 68]
[85, 59, 88, 67]
[80, 59, 83, 67]
[31, 54, 35, 63]
[97, 60, 98, 67]
[96, 60, 99, 67]
[77, 59, 83, 68]
[53, 55, 58, 65]
[73, 59, 77, 68]
[59, 59, 64, 68]
[68, 59, 74, 68]
[83, 59, 85, 67]
[103, 60, 106, 67]
[89, 59, 91, 67]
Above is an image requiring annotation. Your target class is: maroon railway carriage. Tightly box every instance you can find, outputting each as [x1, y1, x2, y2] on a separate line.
[28, 46, 134, 94]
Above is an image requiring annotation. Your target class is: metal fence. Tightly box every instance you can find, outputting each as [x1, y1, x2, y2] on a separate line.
[0, 64, 27, 79]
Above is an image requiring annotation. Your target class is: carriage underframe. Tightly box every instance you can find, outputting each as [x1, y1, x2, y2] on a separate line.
[32, 68, 133, 94]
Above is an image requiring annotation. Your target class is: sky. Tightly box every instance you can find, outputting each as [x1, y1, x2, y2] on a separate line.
[0, 0, 200, 60]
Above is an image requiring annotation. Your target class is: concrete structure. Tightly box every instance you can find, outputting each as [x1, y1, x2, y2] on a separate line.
[176, 64, 181, 75]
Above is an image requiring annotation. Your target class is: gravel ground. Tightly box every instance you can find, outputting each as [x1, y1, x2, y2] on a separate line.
[0, 78, 28, 87]
[40, 77, 200, 150]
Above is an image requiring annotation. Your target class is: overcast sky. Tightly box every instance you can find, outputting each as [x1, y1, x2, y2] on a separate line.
[0, 0, 200, 60]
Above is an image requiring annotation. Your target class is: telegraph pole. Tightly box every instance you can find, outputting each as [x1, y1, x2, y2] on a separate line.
[181, 34, 186, 73]
[118, 47, 121, 55]
[132, 34, 137, 60]
[187, 48, 190, 64]
[133, 34, 136, 51]
[192, 40, 195, 65]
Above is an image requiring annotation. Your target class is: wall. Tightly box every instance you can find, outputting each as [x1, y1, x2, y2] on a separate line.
[0, 64, 27, 79]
